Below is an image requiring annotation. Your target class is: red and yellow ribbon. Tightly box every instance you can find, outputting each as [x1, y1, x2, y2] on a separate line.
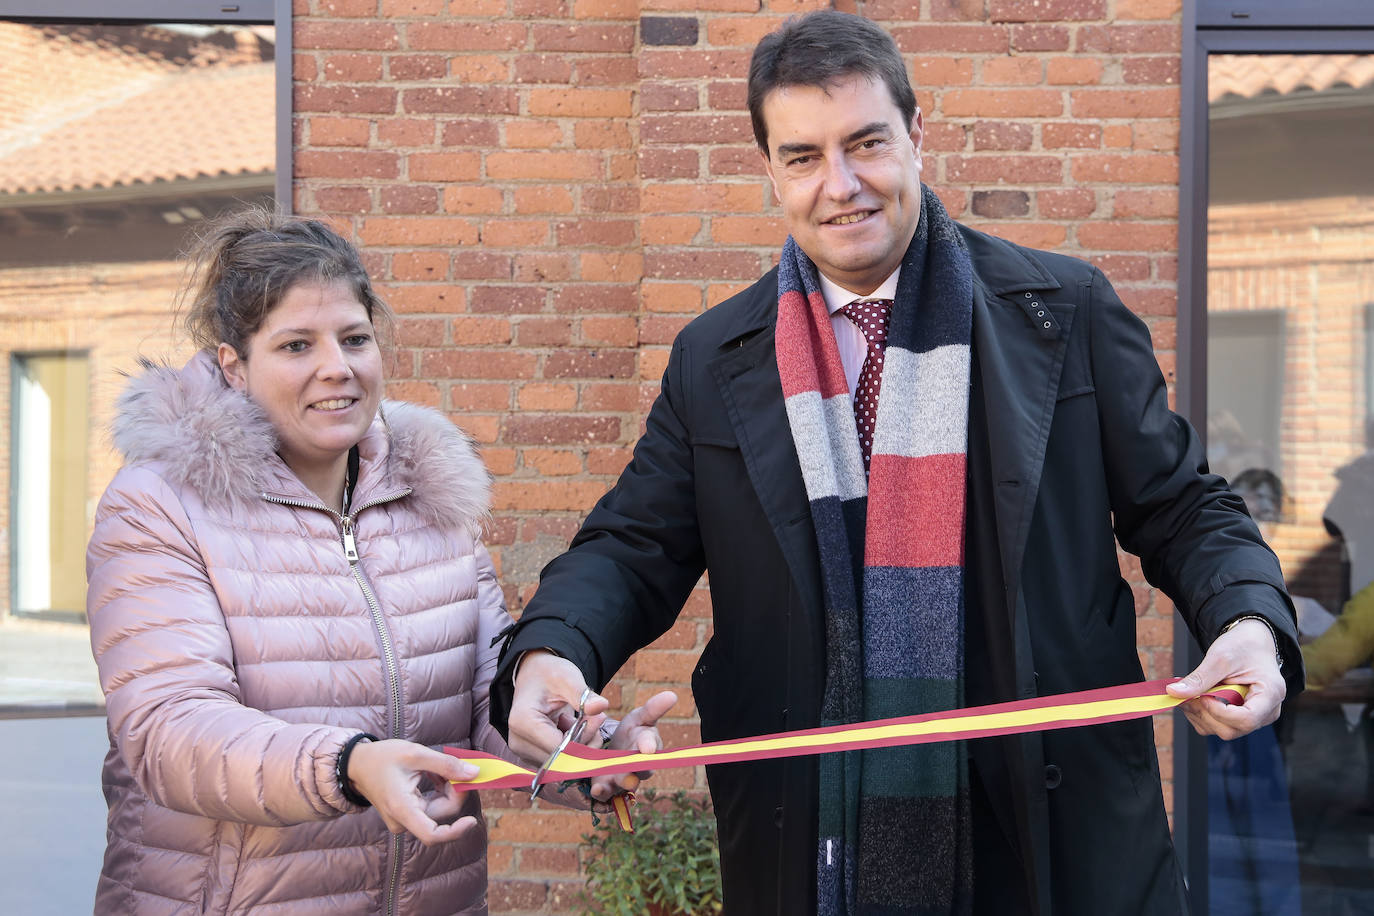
[445, 678, 1242, 800]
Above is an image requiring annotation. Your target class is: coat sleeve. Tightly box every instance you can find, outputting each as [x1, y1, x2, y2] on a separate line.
[489, 335, 708, 737]
[1086, 267, 1304, 691]
[87, 466, 359, 827]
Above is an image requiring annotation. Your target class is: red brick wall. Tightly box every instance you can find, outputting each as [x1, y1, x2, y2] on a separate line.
[291, 1, 1183, 911]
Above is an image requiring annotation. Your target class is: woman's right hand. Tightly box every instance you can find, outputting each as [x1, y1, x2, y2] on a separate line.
[344, 739, 481, 845]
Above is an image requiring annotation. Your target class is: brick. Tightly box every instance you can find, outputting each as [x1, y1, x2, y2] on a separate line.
[391, 250, 450, 281]
[574, 0, 637, 17]
[583, 382, 641, 412]
[392, 316, 446, 347]
[294, 52, 317, 82]
[1076, 221, 1177, 251]
[1088, 254, 1150, 281]
[640, 314, 692, 345]
[911, 57, 976, 88]
[553, 285, 639, 313]
[1123, 57, 1180, 85]
[449, 383, 513, 412]
[642, 113, 752, 144]
[1118, 0, 1182, 18]
[932, 186, 968, 218]
[641, 0, 758, 9]
[531, 23, 635, 52]
[643, 215, 701, 245]
[888, 24, 1011, 54]
[380, 0, 445, 14]
[483, 220, 550, 248]
[515, 254, 576, 283]
[706, 80, 748, 111]
[555, 219, 637, 247]
[406, 21, 526, 51]
[360, 217, 479, 246]
[945, 155, 1063, 184]
[1070, 153, 1177, 184]
[641, 148, 700, 178]
[929, 0, 988, 19]
[505, 120, 566, 148]
[387, 54, 446, 81]
[982, 57, 1043, 85]
[486, 880, 548, 912]
[442, 119, 501, 147]
[1132, 121, 1178, 151]
[581, 252, 643, 282]
[503, 416, 622, 445]
[637, 49, 752, 79]
[297, 150, 399, 179]
[642, 183, 762, 213]
[324, 52, 383, 82]
[517, 383, 577, 411]
[1010, 24, 1070, 51]
[320, 0, 378, 15]
[582, 316, 639, 347]
[1112, 188, 1177, 219]
[709, 146, 766, 177]
[575, 56, 640, 86]
[296, 85, 397, 114]
[1043, 122, 1101, 148]
[583, 186, 639, 212]
[922, 123, 968, 153]
[384, 380, 441, 407]
[588, 445, 634, 475]
[646, 249, 760, 280]
[313, 186, 372, 213]
[514, 53, 573, 84]
[972, 120, 1033, 151]
[529, 88, 633, 118]
[513, 186, 576, 214]
[512, 0, 566, 15]
[383, 284, 466, 313]
[486, 151, 603, 181]
[422, 348, 539, 379]
[296, 21, 399, 50]
[1037, 188, 1097, 219]
[1071, 88, 1179, 119]
[403, 87, 518, 115]
[443, 186, 505, 216]
[1116, 285, 1177, 317]
[943, 89, 1062, 118]
[408, 152, 481, 181]
[378, 118, 437, 147]
[1105, 123, 1132, 148]
[968, 221, 1066, 249]
[515, 317, 574, 346]
[308, 116, 371, 146]
[991, 0, 1105, 20]
[706, 15, 786, 47]
[380, 186, 438, 214]
[470, 286, 547, 313]
[1077, 24, 1179, 53]
[972, 190, 1029, 218]
[452, 252, 513, 281]
[1048, 58, 1104, 85]
[711, 215, 786, 246]
[642, 82, 699, 111]
[641, 16, 699, 46]
[449, 55, 510, 84]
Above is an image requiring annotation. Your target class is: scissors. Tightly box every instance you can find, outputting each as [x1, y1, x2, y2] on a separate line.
[530, 687, 592, 800]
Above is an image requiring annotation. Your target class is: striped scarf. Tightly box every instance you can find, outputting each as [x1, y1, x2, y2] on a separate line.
[775, 186, 974, 915]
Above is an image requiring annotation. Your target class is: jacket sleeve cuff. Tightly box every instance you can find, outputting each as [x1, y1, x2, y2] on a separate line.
[489, 618, 603, 740]
[1197, 581, 1306, 695]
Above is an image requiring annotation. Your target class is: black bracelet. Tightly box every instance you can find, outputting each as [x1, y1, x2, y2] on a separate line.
[337, 732, 380, 808]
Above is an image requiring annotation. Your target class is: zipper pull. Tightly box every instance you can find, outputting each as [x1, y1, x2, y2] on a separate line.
[341, 516, 359, 564]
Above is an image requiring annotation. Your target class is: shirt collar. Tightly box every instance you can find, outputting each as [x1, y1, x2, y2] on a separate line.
[818, 267, 901, 316]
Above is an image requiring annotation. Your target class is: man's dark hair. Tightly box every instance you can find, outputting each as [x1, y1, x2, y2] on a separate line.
[748, 10, 917, 154]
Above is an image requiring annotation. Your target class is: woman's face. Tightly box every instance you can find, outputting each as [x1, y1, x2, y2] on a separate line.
[218, 279, 383, 484]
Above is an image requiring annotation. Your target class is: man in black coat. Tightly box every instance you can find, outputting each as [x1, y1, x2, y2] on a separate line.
[490, 11, 1302, 915]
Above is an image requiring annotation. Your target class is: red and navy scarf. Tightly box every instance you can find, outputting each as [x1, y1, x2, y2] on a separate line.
[776, 186, 974, 915]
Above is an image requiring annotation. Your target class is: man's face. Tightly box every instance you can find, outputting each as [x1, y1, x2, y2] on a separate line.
[760, 74, 924, 295]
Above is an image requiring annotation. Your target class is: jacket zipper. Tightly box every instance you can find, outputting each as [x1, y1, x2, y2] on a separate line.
[260, 488, 412, 916]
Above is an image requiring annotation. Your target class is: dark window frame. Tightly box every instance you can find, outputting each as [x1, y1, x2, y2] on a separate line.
[1178, 3, 1374, 908]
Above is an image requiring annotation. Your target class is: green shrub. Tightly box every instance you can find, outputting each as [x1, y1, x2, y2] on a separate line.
[579, 789, 723, 916]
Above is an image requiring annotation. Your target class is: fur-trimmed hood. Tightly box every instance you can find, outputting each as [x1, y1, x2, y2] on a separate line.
[111, 350, 490, 529]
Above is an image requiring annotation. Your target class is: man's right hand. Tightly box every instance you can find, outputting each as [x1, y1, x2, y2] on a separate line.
[507, 649, 612, 766]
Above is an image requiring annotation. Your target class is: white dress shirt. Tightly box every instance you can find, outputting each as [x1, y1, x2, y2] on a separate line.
[817, 268, 901, 403]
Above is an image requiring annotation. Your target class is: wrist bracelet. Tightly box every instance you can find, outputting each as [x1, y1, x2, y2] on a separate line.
[337, 732, 380, 808]
[1219, 614, 1284, 671]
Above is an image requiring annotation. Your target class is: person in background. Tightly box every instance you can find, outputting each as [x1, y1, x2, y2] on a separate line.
[490, 12, 1302, 916]
[86, 208, 672, 915]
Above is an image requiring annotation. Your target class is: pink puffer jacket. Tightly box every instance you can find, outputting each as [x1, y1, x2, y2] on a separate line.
[87, 352, 514, 915]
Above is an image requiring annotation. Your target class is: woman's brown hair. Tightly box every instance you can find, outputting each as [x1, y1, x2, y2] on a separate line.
[180, 206, 394, 357]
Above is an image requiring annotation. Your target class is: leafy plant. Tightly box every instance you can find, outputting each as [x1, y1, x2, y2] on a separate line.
[579, 788, 723, 916]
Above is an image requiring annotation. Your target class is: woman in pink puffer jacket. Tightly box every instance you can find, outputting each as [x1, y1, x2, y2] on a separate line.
[86, 210, 665, 915]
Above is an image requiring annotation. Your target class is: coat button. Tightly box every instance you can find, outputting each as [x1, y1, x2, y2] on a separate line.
[774, 805, 784, 827]
[1044, 764, 1063, 790]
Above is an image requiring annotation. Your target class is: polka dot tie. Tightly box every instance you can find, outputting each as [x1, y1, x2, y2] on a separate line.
[840, 298, 893, 476]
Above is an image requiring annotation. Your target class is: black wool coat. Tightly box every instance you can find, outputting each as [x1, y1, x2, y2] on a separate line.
[491, 223, 1303, 916]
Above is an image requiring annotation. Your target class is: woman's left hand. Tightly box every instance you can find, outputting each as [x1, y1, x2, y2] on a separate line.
[345, 739, 482, 845]
[590, 690, 678, 802]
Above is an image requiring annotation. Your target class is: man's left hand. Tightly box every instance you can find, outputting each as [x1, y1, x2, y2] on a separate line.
[1165, 618, 1286, 740]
